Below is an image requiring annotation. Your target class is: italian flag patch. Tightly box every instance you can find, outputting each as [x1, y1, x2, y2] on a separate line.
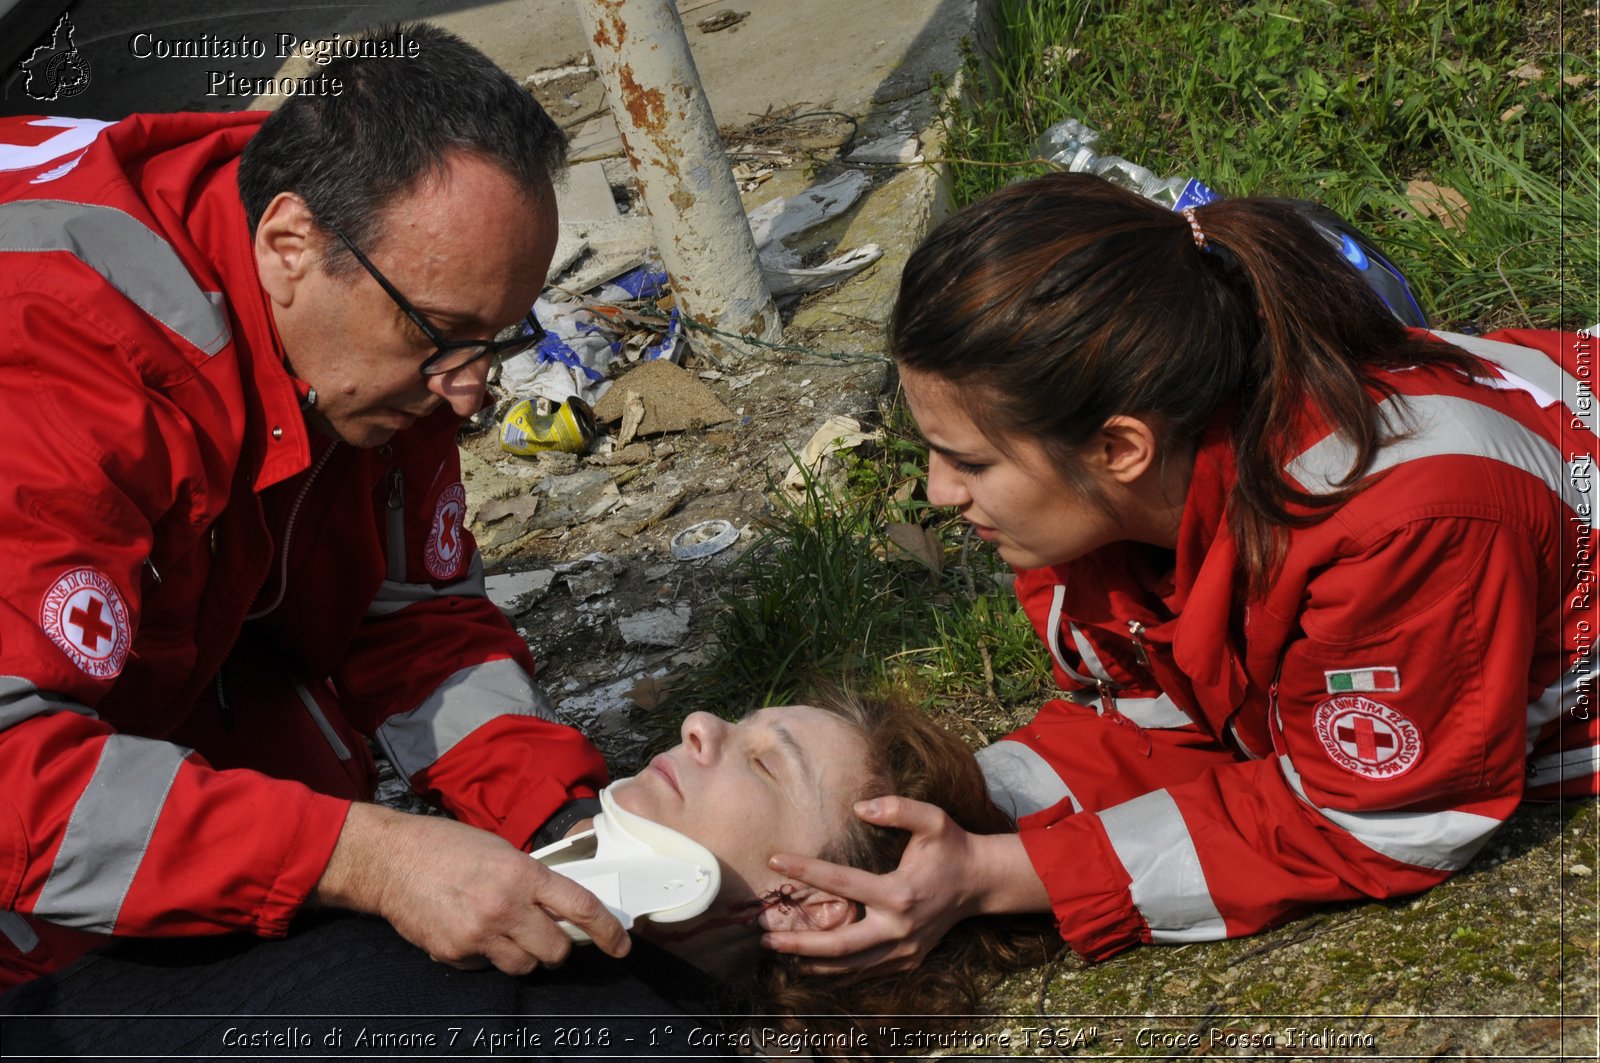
[1324, 667, 1401, 694]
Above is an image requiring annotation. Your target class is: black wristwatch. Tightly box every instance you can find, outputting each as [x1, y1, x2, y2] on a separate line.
[531, 797, 602, 850]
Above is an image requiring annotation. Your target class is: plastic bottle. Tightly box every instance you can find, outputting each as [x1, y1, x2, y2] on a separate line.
[1031, 118, 1428, 326]
[1035, 118, 1219, 211]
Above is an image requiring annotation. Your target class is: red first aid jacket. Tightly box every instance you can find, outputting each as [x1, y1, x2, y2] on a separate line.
[979, 329, 1596, 959]
[0, 114, 607, 986]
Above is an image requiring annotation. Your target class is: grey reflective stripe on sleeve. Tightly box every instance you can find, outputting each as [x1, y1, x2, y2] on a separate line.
[1431, 330, 1596, 436]
[0, 200, 230, 355]
[33, 734, 190, 932]
[367, 553, 487, 618]
[293, 681, 351, 762]
[1525, 648, 1596, 753]
[374, 657, 557, 781]
[976, 739, 1082, 821]
[1287, 395, 1581, 515]
[0, 911, 40, 954]
[1096, 790, 1227, 943]
[0, 675, 98, 730]
[1528, 744, 1600, 789]
[1277, 754, 1500, 871]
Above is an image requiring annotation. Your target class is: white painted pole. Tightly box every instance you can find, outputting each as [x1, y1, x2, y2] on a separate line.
[574, 0, 783, 358]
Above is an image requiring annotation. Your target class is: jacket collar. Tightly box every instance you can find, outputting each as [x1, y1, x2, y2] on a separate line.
[184, 150, 313, 493]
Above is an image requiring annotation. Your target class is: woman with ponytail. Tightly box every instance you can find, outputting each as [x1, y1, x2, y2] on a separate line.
[764, 172, 1596, 973]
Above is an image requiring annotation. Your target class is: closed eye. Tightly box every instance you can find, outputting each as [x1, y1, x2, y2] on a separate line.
[950, 459, 988, 475]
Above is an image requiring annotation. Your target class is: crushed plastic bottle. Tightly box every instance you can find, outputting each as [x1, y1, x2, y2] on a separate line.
[1031, 118, 1427, 327]
[1035, 118, 1219, 212]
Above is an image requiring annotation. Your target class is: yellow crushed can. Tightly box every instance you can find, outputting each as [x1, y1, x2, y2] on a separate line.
[499, 396, 597, 457]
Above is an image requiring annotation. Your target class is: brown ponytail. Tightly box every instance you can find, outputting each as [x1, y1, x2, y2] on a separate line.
[891, 172, 1482, 594]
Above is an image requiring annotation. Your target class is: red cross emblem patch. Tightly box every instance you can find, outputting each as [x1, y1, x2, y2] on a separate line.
[423, 482, 469, 580]
[1313, 694, 1422, 780]
[40, 567, 131, 679]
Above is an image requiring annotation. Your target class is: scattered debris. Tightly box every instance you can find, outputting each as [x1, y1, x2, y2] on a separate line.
[485, 569, 556, 615]
[696, 9, 750, 32]
[669, 519, 740, 560]
[618, 604, 693, 646]
[746, 170, 884, 296]
[782, 414, 882, 493]
[847, 133, 922, 164]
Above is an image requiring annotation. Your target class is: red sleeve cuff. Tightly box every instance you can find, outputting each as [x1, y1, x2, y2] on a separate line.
[254, 793, 351, 937]
[1019, 814, 1148, 961]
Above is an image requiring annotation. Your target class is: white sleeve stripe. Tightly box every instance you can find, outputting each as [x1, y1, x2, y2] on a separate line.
[374, 657, 556, 781]
[1528, 745, 1600, 789]
[1287, 394, 1579, 516]
[975, 739, 1082, 821]
[1097, 789, 1227, 943]
[366, 552, 487, 617]
[1277, 755, 1502, 871]
[34, 735, 189, 932]
[0, 675, 98, 730]
[1430, 330, 1595, 435]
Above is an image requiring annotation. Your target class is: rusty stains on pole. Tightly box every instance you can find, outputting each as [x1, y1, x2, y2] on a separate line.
[576, 0, 782, 359]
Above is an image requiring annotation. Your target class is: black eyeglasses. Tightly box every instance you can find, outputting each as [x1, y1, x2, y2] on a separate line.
[326, 224, 546, 377]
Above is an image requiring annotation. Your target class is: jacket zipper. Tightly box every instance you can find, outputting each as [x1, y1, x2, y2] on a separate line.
[245, 441, 339, 621]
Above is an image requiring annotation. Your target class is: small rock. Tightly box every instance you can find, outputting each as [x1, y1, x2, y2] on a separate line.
[534, 451, 581, 475]
[1570, 863, 1593, 877]
[617, 604, 692, 647]
[484, 569, 556, 615]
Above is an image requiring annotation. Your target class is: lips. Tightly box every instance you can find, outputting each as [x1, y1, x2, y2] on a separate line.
[648, 754, 682, 797]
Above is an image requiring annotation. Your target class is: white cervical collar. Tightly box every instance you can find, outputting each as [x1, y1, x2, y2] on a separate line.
[531, 783, 721, 943]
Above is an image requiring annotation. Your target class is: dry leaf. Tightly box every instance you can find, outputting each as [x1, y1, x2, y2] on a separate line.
[477, 495, 538, 525]
[1564, 74, 1592, 89]
[885, 522, 944, 574]
[1406, 180, 1470, 230]
[626, 675, 675, 711]
[1510, 62, 1544, 80]
[1500, 103, 1526, 123]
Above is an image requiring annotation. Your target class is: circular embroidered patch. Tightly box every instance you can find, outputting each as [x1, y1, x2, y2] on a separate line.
[1313, 694, 1423, 780]
[40, 567, 131, 679]
[423, 482, 469, 580]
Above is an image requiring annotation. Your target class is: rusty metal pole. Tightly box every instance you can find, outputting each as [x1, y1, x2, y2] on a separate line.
[575, 0, 783, 358]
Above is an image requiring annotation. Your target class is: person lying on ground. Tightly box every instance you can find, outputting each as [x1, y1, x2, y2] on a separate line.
[762, 172, 1595, 976]
[2, 691, 1060, 1059]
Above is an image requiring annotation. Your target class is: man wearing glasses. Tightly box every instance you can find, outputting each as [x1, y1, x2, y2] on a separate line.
[0, 23, 629, 990]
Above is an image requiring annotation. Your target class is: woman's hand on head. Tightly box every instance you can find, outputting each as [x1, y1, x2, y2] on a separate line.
[759, 796, 1046, 979]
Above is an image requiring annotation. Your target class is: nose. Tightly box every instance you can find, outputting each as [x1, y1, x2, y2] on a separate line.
[925, 450, 970, 509]
[425, 357, 493, 417]
[679, 712, 726, 765]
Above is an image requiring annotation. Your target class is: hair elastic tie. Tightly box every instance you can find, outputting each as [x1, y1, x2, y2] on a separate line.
[1181, 207, 1207, 251]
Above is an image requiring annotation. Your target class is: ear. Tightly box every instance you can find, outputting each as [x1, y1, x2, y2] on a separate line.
[753, 884, 858, 934]
[254, 191, 320, 308]
[1090, 414, 1160, 486]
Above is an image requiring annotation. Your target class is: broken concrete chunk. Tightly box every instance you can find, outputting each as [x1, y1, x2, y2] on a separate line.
[485, 569, 556, 616]
[618, 604, 693, 647]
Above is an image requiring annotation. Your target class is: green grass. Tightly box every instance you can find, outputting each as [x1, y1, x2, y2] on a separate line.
[942, 0, 1596, 330]
[672, 0, 1596, 733]
[668, 442, 1052, 734]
